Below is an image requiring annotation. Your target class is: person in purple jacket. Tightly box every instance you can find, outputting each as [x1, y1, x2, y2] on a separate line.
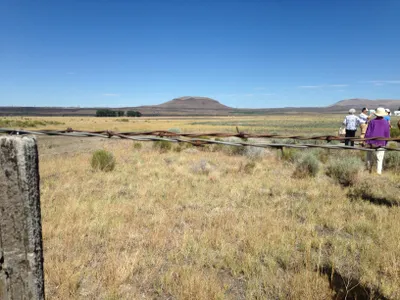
[364, 107, 391, 174]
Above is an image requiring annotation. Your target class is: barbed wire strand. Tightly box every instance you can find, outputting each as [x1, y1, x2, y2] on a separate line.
[1, 128, 399, 152]
[2, 128, 399, 141]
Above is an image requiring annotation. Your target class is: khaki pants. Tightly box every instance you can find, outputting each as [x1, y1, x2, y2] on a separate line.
[367, 149, 385, 174]
[360, 123, 368, 139]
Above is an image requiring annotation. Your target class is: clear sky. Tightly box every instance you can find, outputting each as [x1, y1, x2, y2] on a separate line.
[1, 0, 399, 108]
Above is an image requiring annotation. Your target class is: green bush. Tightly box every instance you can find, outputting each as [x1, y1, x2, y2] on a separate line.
[133, 143, 142, 150]
[153, 140, 172, 152]
[279, 147, 299, 163]
[91, 150, 116, 172]
[326, 156, 363, 186]
[212, 138, 225, 152]
[168, 128, 181, 134]
[217, 137, 246, 155]
[293, 153, 320, 178]
[239, 161, 257, 174]
[384, 150, 400, 174]
[308, 148, 330, 163]
[390, 127, 400, 137]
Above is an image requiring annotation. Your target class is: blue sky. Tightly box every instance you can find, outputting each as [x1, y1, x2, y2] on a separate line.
[1, 0, 399, 108]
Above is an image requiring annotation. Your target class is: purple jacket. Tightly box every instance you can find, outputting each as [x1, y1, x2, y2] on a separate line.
[365, 118, 390, 147]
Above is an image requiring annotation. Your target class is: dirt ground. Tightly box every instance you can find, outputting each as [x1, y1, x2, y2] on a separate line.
[36, 136, 119, 157]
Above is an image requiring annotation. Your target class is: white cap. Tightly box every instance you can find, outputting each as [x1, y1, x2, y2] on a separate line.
[349, 108, 356, 114]
[385, 108, 390, 112]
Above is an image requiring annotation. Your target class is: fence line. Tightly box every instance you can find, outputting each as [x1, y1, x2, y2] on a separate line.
[2, 128, 400, 141]
[1, 128, 399, 152]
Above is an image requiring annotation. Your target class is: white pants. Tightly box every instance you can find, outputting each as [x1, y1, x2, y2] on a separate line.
[367, 149, 385, 174]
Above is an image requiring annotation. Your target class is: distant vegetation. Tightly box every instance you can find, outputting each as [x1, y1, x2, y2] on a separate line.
[0, 118, 64, 128]
[95, 109, 125, 117]
[126, 110, 142, 117]
[95, 109, 142, 117]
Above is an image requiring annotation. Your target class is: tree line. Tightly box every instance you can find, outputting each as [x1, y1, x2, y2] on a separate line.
[95, 109, 142, 117]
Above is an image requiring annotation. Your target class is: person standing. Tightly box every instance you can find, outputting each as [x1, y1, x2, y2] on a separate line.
[365, 107, 391, 175]
[359, 107, 370, 145]
[343, 108, 361, 146]
[384, 109, 392, 128]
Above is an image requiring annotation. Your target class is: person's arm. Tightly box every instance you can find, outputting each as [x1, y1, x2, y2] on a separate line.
[343, 117, 347, 126]
[364, 120, 373, 138]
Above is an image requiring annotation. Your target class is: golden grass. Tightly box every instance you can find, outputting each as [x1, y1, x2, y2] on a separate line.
[0, 115, 355, 135]
[2, 114, 396, 298]
[35, 116, 400, 299]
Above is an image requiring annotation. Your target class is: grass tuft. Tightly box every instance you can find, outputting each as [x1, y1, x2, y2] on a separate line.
[90, 149, 116, 172]
[293, 153, 320, 178]
[326, 156, 363, 186]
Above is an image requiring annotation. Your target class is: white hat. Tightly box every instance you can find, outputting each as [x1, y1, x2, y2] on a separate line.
[375, 107, 387, 117]
[385, 108, 390, 112]
[349, 108, 356, 114]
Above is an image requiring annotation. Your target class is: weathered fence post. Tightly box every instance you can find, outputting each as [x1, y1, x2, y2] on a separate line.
[0, 136, 45, 299]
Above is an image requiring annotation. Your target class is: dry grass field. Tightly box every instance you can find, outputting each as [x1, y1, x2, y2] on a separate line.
[2, 115, 400, 299]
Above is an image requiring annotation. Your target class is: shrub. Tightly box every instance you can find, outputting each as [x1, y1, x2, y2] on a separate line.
[390, 127, 400, 137]
[212, 138, 225, 152]
[348, 180, 400, 206]
[293, 153, 320, 178]
[168, 128, 181, 134]
[91, 150, 116, 172]
[240, 161, 256, 174]
[153, 140, 172, 152]
[279, 147, 299, 163]
[191, 159, 212, 175]
[212, 137, 268, 158]
[219, 137, 246, 156]
[133, 143, 142, 150]
[326, 156, 363, 186]
[307, 148, 330, 163]
[384, 150, 400, 174]
[174, 142, 193, 152]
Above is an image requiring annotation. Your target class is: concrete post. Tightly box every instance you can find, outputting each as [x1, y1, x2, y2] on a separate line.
[0, 136, 45, 299]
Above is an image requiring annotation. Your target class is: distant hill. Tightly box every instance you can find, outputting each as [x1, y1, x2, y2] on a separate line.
[157, 96, 231, 110]
[330, 99, 400, 111]
[127, 96, 233, 116]
[0, 97, 399, 116]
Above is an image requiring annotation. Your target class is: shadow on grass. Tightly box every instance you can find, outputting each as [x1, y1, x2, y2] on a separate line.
[320, 266, 389, 300]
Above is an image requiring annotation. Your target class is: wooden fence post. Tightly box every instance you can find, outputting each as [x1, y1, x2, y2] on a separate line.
[0, 136, 45, 299]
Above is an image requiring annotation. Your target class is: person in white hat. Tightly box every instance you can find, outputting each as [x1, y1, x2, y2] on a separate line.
[364, 107, 391, 174]
[384, 108, 391, 128]
[342, 108, 361, 146]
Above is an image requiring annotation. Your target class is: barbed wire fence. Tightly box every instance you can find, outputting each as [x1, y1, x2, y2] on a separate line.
[1, 128, 400, 152]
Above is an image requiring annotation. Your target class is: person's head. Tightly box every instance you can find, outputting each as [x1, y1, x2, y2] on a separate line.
[374, 107, 386, 119]
[349, 108, 356, 115]
[361, 107, 368, 114]
[385, 108, 391, 115]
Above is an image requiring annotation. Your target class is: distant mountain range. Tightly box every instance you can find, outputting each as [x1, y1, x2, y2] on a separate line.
[1, 97, 399, 116]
